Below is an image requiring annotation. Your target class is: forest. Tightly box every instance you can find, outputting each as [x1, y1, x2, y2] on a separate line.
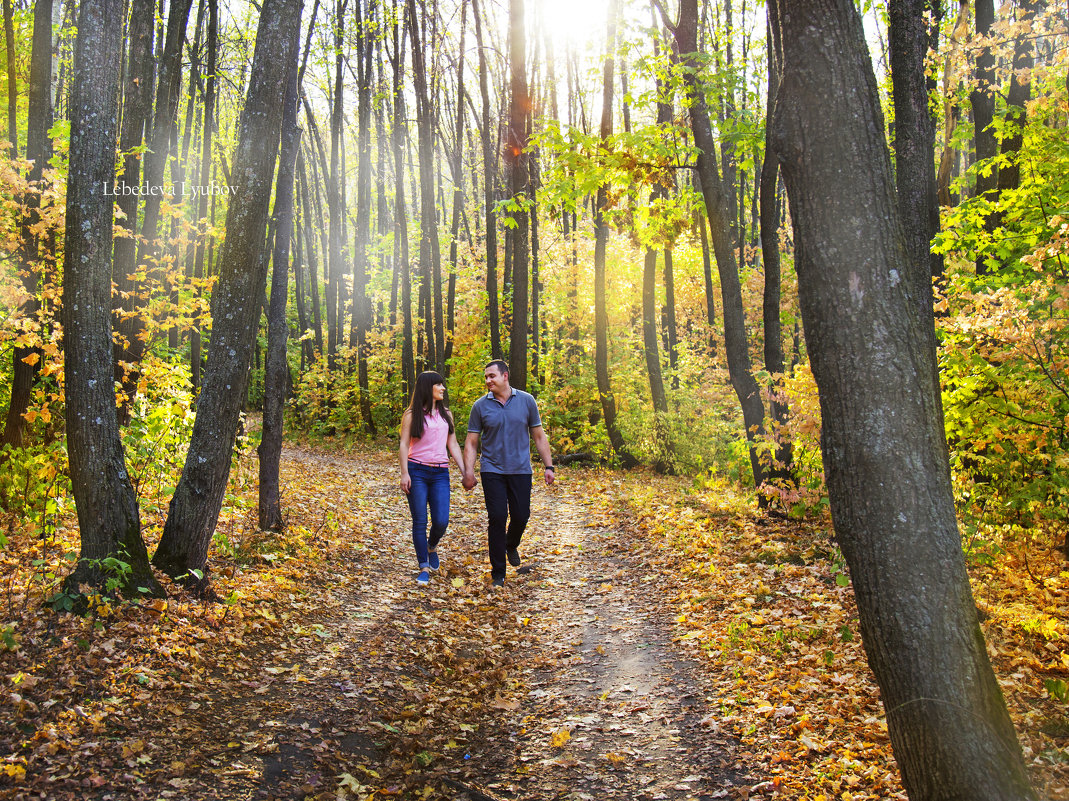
[0, 0, 1067, 797]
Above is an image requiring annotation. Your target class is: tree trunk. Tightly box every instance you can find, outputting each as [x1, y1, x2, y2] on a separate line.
[2, 0, 54, 448]
[970, 0, 997, 274]
[669, 0, 766, 489]
[258, 17, 301, 533]
[191, 0, 218, 393]
[119, 0, 195, 419]
[351, 0, 376, 434]
[996, 0, 1039, 195]
[444, 0, 467, 370]
[153, 0, 301, 590]
[62, 0, 162, 598]
[297, 152, 325, 360]
[594, 0, 635, 467]
[3, 0, 15, 157]
[697, 206, 717, 355]
[769, 0, 1037, 795]
[326, 0, 347, 367]
[472, 0, 502, 361]
[407, 0, 441, 371]
[391, 0, 415, 392]
[889, 0, 944, 297]
[759, 11, 793, 490]
[111, 0, 155, 405]
[506, 0, 530, 390]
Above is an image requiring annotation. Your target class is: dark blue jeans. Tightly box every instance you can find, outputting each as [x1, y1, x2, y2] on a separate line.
[406, 461, 450, 568]
[481, 472, 532, 580]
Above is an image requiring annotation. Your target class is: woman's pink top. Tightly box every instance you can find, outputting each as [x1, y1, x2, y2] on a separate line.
[408, 409, 450, 464]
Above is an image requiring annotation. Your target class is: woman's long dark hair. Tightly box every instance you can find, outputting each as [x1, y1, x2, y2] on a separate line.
[407, 371, 454, 439]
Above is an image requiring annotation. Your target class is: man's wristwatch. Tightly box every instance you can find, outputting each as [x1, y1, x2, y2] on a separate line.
[545, 465, 554, 471]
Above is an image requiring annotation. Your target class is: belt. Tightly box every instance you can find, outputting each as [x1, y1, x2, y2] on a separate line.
[408, 458, 449, 468]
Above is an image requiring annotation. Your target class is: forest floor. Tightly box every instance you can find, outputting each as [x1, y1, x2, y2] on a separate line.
[1, 438, 1068, 800]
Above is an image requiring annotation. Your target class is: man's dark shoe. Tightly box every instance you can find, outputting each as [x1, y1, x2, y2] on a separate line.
[506, 548, 521, 567]
[491, 577, 505, 587]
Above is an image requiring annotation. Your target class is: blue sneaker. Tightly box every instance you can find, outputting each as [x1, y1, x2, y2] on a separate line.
[428, 550, 440, 571]
[416, 569, 431, 585]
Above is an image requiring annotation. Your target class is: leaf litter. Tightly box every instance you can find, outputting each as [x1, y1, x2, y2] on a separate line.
[0, 442, 1065, 799]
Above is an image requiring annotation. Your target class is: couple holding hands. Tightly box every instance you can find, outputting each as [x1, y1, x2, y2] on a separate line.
[398, 360, 556, 587]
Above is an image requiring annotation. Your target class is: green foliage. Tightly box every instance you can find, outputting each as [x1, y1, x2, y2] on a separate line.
[934, 75, 1069, 537]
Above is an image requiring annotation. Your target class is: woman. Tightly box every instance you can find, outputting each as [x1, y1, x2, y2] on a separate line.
[399, 371, 468, 585]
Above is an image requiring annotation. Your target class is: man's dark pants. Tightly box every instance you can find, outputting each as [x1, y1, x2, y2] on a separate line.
[481, 472, 532, 581]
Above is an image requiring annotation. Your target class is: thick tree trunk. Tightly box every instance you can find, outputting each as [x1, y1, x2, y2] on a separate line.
[2, 0, 54, 448]
[153, 0, 301, 590]
[594, 0, 635, 467]
[62, 0, 162, 597]
[769, 0, 1037, 796]
[258, 19, 301, 533]
[670, 0, 766, 489]
[506, 0, 530, 390]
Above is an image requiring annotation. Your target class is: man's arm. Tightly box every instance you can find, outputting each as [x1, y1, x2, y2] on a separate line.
[531, 426, 555, 485]
[463, 431, 479, 489]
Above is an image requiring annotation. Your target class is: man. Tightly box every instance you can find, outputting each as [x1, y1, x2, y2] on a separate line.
[463, 360, 555, 586]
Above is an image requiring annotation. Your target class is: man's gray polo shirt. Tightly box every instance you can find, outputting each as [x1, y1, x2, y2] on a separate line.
[467, 388, 541, 474]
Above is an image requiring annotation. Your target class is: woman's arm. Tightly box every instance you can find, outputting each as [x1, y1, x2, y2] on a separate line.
[447, 430, 466, 478]
[399, 411, 413, 494]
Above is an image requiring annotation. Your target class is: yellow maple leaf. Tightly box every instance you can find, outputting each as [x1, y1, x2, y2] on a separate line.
[549, 728, 571, 748]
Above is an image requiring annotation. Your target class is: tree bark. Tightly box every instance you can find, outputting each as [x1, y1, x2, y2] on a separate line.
[407, 0, 442, 371]
[391, 0, 415, 392]
[297, 151, 325, 360]
[2, 0, 54, 448]
[2, 0, 15, 158]
[472, 0, 502, 361]
[769, 0, 1037, 795]
[62, 0, 162, 597]
[153, 0, 301, 590]
[970, 0, 997, 274]
[594, 0, 636, 467]
[996, 0, 1039, 196]
[506, 0, 530, 390]
[759, 11, 793, 490]
[191, 0, 218, 393]
[258, 17, 301, 533]
[889, 0, 944, 295]
[668, 0, 766, 489]
[325, 0, 347, 368]
[350, 0, 376, 434]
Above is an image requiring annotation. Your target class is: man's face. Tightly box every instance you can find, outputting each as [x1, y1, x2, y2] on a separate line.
[484, 366, 507, 393]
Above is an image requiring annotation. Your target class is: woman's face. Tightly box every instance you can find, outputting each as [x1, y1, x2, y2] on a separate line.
[432, 382, 446, 401]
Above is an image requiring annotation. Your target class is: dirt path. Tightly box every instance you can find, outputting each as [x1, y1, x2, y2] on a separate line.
[109, 444, 752, 800]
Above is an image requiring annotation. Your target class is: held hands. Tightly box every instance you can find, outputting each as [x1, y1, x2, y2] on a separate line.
[462, 470, 477, 491]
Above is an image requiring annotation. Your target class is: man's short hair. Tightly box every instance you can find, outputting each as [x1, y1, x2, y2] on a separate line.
[484, 359, 509, 375]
